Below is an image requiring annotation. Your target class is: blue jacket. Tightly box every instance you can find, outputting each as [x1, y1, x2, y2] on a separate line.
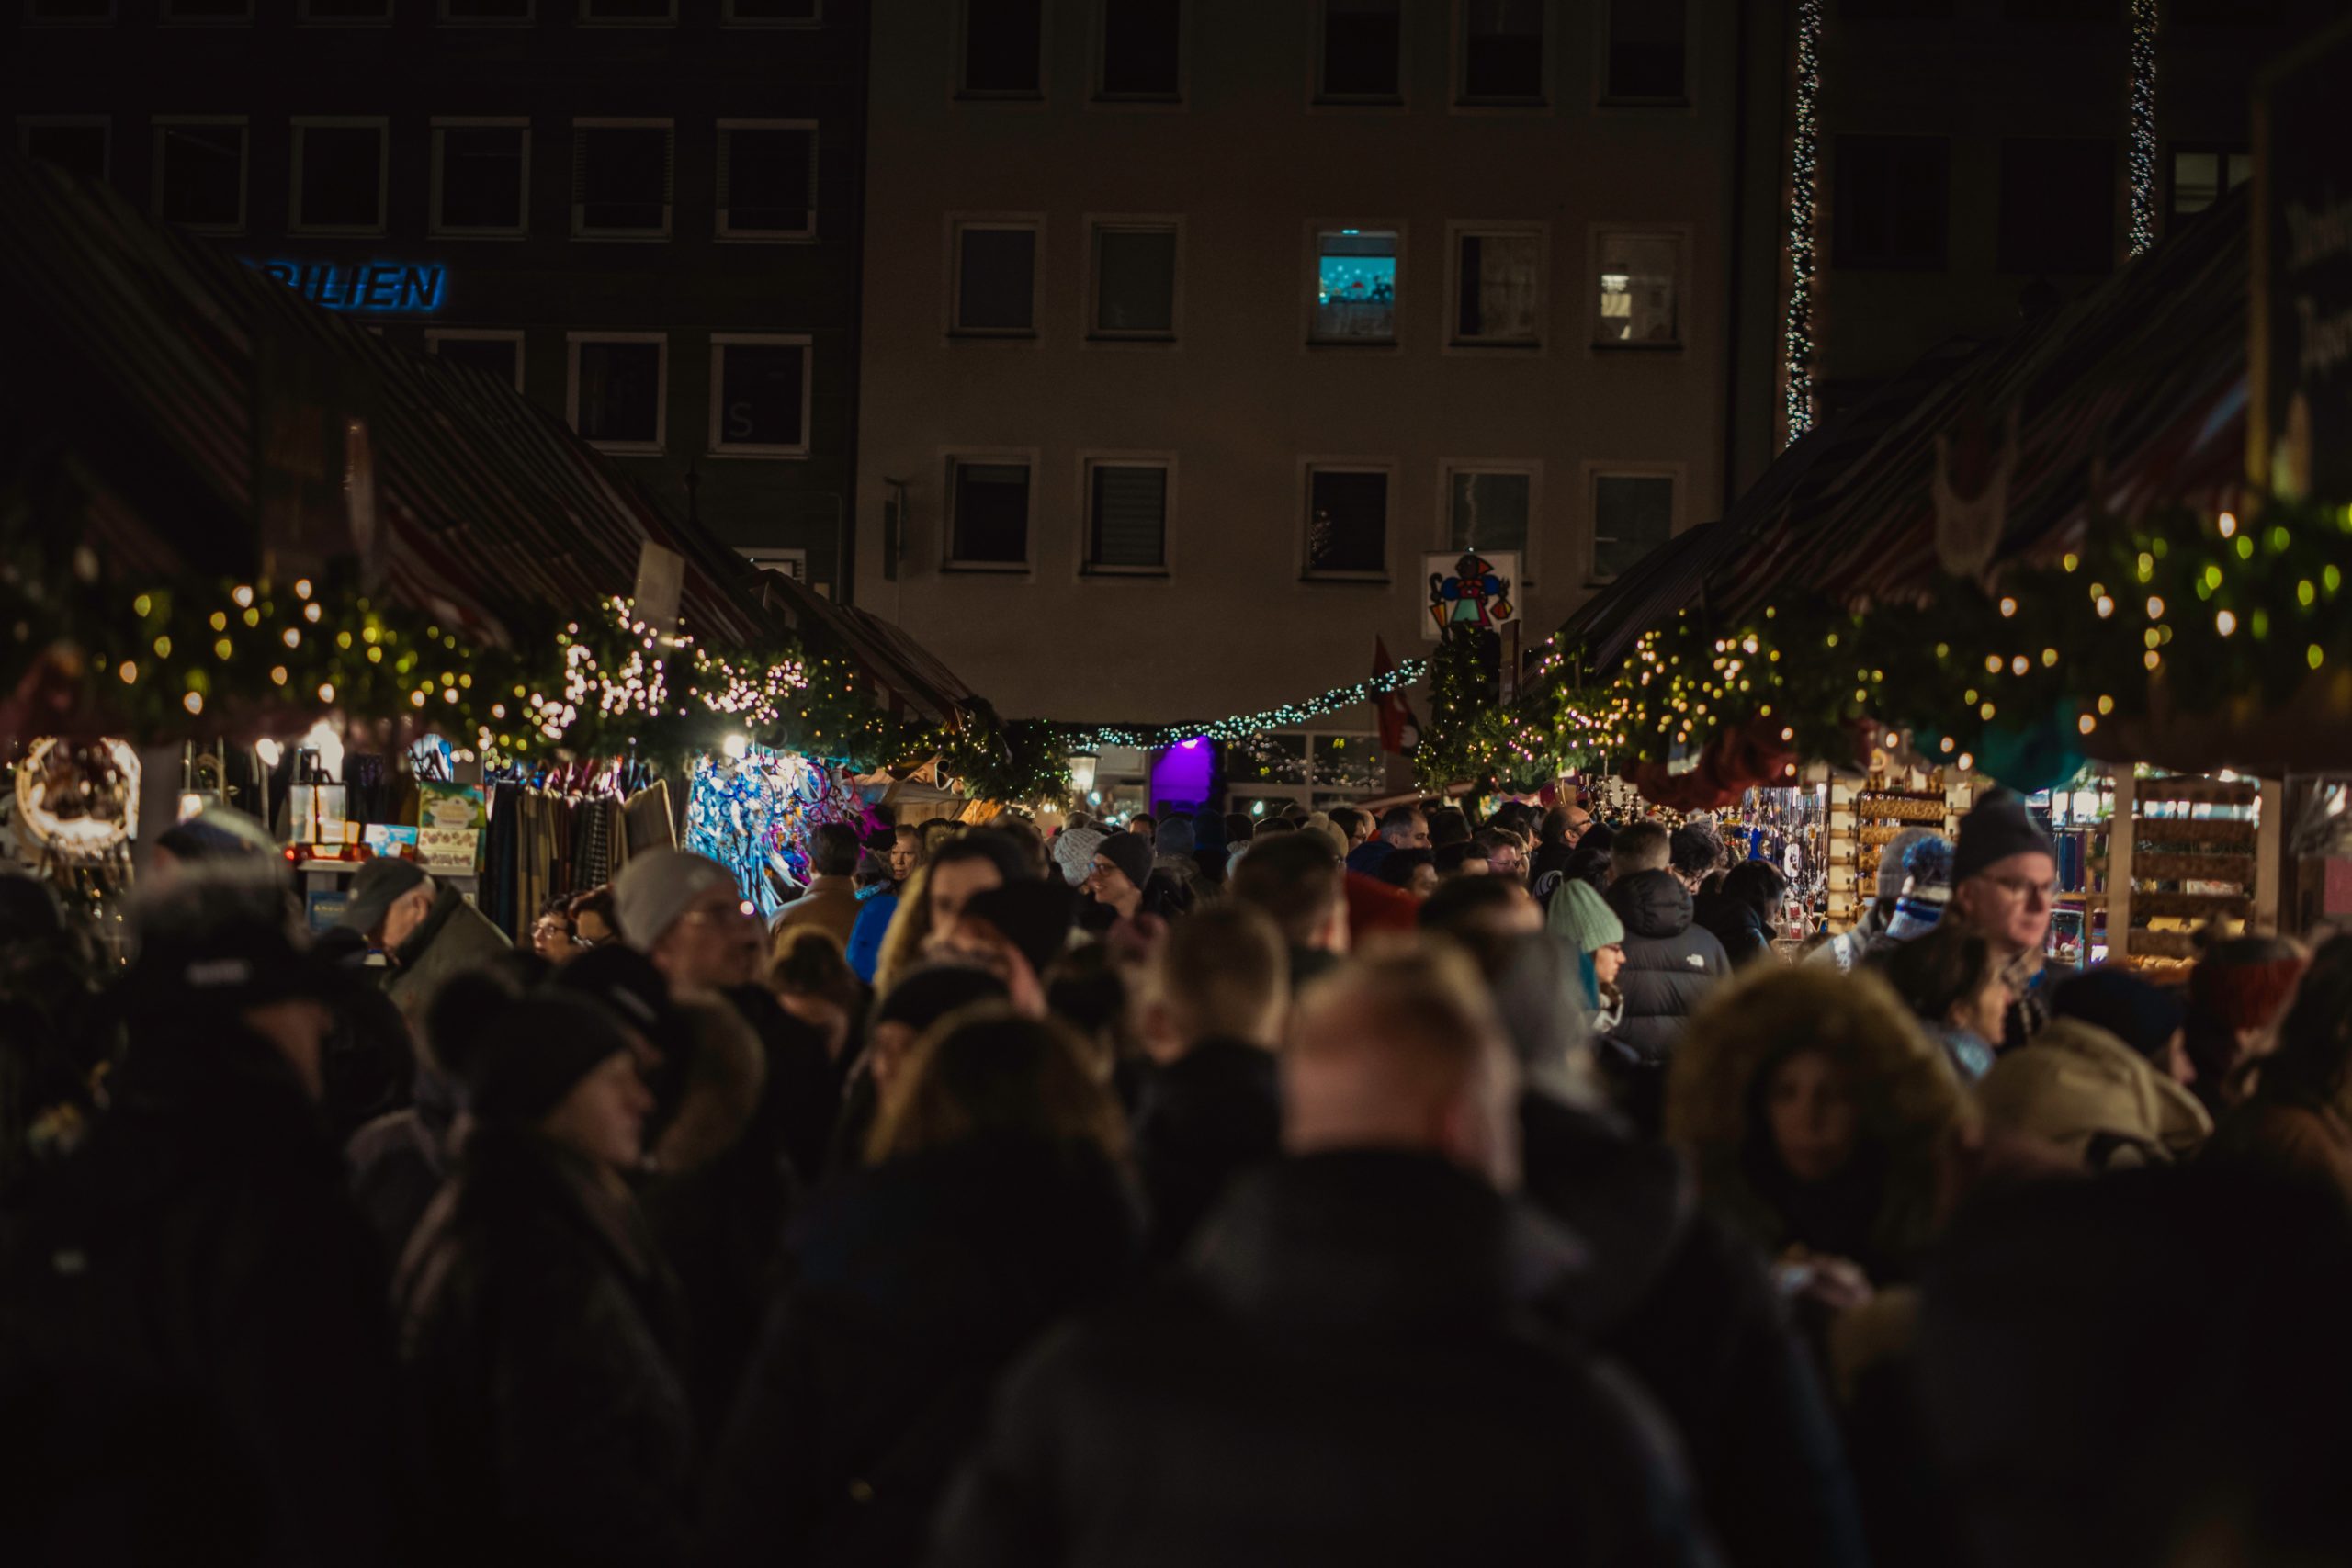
[844, 891, 898, 984]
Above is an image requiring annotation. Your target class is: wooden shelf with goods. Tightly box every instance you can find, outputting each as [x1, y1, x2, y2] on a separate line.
[2110, 772, 2280, 976]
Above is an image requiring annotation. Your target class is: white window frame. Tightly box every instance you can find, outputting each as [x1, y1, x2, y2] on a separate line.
[1584, 461, 1683, 585]
[1440, 460, 1544, 581]
[437, 0, 535, 24]
[1443, 220, 1547, 351]
[1091, 0, 1185, 106]
[25, 0, 116, 22]
[1077, 451, 1176, 577]
[744, 547, 809, 582]
[159, 0, 253, 24]
[298, 0, 394, 24]
[1588, 223, 1687, 351]
[16, 114, 111, 179]
[578, 0, 675, 24]
[722, 0, 820, 25]
[571, 117, 673, 241]
[1300, 457, 1396, 582]
[1085, 215, 1182, 343]
[566, 331, 669, 455]
[150, 115, 248, 235]
[430, 117, 531, 239]
[289, 116, 390, 237]
[715, 119, 818, 243]
[426, 328, 526, 393]
[946, 214, 1045, 338]
[1453, 0, 1551, 108]
[1305, 220, 1407, 348]
[1311, 0, 1408, 107]
[707, 333, 814, 458]
[954, 0, 1049, 102]
[942, 450, 1040, 572]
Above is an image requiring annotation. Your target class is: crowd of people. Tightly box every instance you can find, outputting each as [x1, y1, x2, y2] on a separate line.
[4, 783, 2352, 1566]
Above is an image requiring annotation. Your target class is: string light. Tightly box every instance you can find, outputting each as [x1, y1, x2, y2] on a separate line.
[1781, 0, 1822, 446]
[1075, 659, 1428, 751]
[2127, 0, 2158, 256]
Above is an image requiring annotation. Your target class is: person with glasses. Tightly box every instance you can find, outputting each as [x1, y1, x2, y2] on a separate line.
[1947, 789, 2069, 1051]
[570, 886, 619, 949]
[531, 899, 579, 964]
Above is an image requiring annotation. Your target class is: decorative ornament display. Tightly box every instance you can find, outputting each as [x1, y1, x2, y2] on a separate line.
[13, 737, 141, 862]
[685, 745, 870, 917]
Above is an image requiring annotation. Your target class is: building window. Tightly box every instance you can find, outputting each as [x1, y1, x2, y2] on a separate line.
[1304, 465, 1390, 579]
[1091, 222, 1178, 339]
[1593, 230, 1679, 347]
[17, 117, 109, 182]
[1318, 0, 1403, 102]
[2169, 143, 2249, 220]
[1099, 0, 1182, 100]
[1447, 467, 1533, 558]
[1451, 228, 1542, 346]
[947, 458, 1033, 568]
[725, 0, 820, 23]
[299, 0, 393, 21]
[1833, 135, 1949, 270]
[152, 118, 246, 233]
[432, 119, 528, 236]
[1314, 229, 1398, 344]
[718, 121, 817, 240]
[440, 0, 533, 20]
[1997, 137, 2115, 275]
[290, 118, 389, 235]
[571, 119, 673, 239]
[26, 1, 117, 23]
[960, 0, 1045, 98]
[952, 221, 1039, 335]
[1603, 0, 1684, 102]
[1591, 471, 1673, 581]
[567, 334, 666, 452]
[1460, 0, 1545, 104]
[427, 330, 525, 392]
[580, 0, 674, 22]
[1084, 460, 1170, 572]
[708, 335, 811, 457]
[160, 0, 253, 22]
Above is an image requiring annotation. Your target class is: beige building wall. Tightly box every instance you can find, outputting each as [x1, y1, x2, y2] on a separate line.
[854, 0, 1742, 726]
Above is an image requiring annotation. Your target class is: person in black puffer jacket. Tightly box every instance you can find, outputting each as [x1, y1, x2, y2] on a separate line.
[703, 1009, 1137, 1568]
[1694, 859, 1790, 973]
[1607, 868, 1731, 1064]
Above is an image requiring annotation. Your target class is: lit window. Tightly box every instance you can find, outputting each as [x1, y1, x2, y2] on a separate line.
[948, 459, 1033, 567]
[2170, 145, 2250, 218]
[1453, 229, 1541, 345]
[1091, 223, 1178, 338]
[1318, 0, 1402, 101]
[1305, 466, 1389, 578]
[432, 120, 528, 236]
[709, 336, 811, 457]
[1085, 462, 1169, 571]
[718, 122, 817, 239]
[1593, 231, 1679, 346]
[571, 120, 673, 238]
[1314, 230, 1398, 344]
[953, 222, 1039, 334]
[1591, 472, 1673, 581]
[1461, 0, 1544, 104]
[153, 118, 246, 232]
[1100, 0, 1182, 99]
[568, 334, 666, 451]
[961, 0, 1045, 97]
[1449, 469, 1532, 557]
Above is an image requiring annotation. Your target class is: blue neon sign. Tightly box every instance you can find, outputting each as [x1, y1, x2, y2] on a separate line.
[251, 260, 447, 314]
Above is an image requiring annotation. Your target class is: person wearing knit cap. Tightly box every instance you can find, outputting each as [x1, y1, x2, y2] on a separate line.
[1086, 832, 1156, 923]
[394, 989, 695, 1564]
[2050, 968, 2191, 1084]
[1547, 879, 1628, 1026]
[1950, 789, 2061, 963]
[1153, 817, 1196, 863]
[615, 848, 764, 990]
[1812, 826, 1943, 975]
[2184, 935, 2309, 1113]
[1052, 826, 1108, 888]
[1880, 834, 1955, 947]
[938, 880, 1075, 1016]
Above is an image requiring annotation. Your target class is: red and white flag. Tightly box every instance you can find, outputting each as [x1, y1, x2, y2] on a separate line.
[1374, 637, 1420, 756]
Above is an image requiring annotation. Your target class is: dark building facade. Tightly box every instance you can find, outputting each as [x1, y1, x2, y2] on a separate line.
[8, 0, 867, 593]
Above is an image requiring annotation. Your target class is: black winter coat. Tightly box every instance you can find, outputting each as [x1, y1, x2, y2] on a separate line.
[1519, 1091, 1867, 1568]
[396, 1133, 697, 1568]
[1607, 871, 1731, 1063]
[0, 1026, 399, 1567]
[345, 1066, 462, 1264]
[927, 1150, 1714, 1568]
[703, 1136, 1138, 1568]
[1693, 892, 1776, 970]
[724, 984, 842, 1192]
[1132, 1038, 1281, 1262]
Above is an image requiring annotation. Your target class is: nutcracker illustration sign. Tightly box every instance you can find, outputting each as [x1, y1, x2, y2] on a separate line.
[1423, 551, 1519, 640]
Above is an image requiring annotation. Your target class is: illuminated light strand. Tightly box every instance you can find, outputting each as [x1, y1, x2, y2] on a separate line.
[1781, 0, 1823, 446]
[1075, 659, 1428, 751]
[2127, 0, 2158, 257]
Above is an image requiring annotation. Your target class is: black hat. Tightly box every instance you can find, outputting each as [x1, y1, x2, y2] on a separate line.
[2053, 968, 2188, 1064]
[876, 963, 1011, 1032]
[555, 942, 690, 1060]
[121, 911, 328, 1021]
[469, 993, 637, 1127]
[1094, 830, 1154, 892]
[959, 881, 1075, 979]
[338, 859, 429, 937]
[1953, 787, 2058, 884]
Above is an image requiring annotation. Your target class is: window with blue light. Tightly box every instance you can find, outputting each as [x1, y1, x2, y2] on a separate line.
[1315, 230, 1397, 343]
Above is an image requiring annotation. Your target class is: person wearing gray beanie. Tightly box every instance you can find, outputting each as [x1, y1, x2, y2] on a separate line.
[614, 849, 763, 989]
[1052, 826, 1107, 887]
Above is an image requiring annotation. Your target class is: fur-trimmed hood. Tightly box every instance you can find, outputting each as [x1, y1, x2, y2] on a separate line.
[1666, 964, 1973, 1274]
[1977, 1015, 2211, 1169]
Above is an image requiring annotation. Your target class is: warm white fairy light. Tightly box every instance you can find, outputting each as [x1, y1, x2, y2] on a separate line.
[2128, 0, 2158, 256]
[1781, 0, 1823, 446]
